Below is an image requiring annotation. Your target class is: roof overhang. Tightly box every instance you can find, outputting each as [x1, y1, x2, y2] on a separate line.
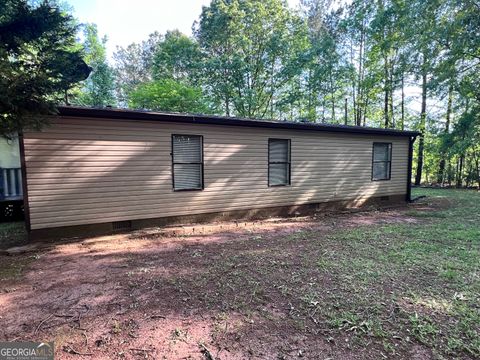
[57, 106, 421, 138]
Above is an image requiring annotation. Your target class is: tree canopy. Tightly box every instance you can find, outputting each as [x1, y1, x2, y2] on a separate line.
[116, 0, 480, 187]
[128, 79, 212, 114]
[195, 0, 309, 118]
[1, 0, 479, 187]
[0, 0, 90, 136]
[152, 30, 202, 84]
[72, 23, 116, 107]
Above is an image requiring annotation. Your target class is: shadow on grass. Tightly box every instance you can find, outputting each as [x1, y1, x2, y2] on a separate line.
[0, 222, 28, 250]
[0, 188, 478, 359]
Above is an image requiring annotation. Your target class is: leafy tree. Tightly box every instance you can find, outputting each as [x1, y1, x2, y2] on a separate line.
[128, 79, 212, 113]
[0, 0, 90, 136]
[300, 2, 352, 123]
[195, 0, 309, 118]
[404, 0, 442, 185]
[442, 0, 480, 103]
[443, 109, 480, 187]
[152, 30, 202, 84]
[118, 31, 210, 112]
[344, 0, 373, 126]
[113, 32, 163, 104]
[73, 23, 115, 107]
[11, 0, 472, 187]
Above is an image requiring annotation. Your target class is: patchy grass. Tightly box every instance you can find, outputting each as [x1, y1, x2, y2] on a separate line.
[0, 222, 31, 282]
[0, 254, 35, 282]
[0, 189, 478, 359]
[168, 188, 480, 358]
[0, 222, 27, 250]
[300, 188, 480, 358]
[314, 189, 480, 358]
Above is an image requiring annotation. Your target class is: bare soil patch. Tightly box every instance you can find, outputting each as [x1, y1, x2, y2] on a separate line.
[0, 191, 478, 359]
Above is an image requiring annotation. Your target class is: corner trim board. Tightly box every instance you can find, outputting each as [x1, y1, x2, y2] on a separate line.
[406, 136, 417, 202]
[18, 132, 32, 233]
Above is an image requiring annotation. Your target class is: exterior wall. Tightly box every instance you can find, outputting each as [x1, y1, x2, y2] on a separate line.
[0, 136, 21, 168]
[23, 117, 410, 231]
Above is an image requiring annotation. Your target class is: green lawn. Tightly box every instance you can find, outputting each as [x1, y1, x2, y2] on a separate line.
[308, 188, 480, 357]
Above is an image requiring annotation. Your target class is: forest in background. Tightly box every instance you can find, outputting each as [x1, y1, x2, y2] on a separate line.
[23, 0, 480, 187]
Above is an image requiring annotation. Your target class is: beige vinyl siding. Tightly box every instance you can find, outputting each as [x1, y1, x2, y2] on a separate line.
[23, 117, 409, 230]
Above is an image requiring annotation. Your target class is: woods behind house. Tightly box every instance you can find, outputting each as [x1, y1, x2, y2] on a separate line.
[1, 0, 479, 187]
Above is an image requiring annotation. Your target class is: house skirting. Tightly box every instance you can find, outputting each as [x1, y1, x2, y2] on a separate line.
[28, 194, 406, 241]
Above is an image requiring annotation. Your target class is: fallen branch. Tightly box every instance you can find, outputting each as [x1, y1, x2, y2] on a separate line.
[54, 313, 75, 318]
[78, 304, 90, 327]
[150, 314, 166, 319]
[199, 344, 215, 360]
[82, 331, 89, 346]
[34, 314, 54, 335]
[130, 348, 154, 352]
[63, 345, 92, 356]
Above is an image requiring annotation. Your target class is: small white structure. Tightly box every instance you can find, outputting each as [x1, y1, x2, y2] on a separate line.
[0, 135, 23, 200]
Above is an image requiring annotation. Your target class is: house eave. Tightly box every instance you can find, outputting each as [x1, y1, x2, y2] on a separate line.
[56, 106, 421, 138]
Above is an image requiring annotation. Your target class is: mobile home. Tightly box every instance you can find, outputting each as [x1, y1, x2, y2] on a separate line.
[20, 106, 418, 239]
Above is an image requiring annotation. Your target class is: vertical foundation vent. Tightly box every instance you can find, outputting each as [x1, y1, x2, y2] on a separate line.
[112, 220, 132, 231]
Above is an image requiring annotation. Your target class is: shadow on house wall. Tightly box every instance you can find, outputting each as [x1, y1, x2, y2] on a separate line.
[22, 118, 403, 238]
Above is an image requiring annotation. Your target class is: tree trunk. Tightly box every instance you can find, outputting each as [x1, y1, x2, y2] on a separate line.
[455, 158, 460, 186]
[362, 98, 368, 126]
[307, 69, 313, 120]
[474, 152, 480, 189]
[389, 56, 395, 128]
[457, 154, 464, 188]
[270, 62, 275, 119]
[321, 97, 326, 123]
[465, 153, 472, 187]
[344, 98, 348, 125]
[331, 97, 336, 123]
[330, 72, 336, 123]
[414, 58, 427, 186]
[437, 84, 453, 184]
[225, 95, 230, 117]
[350, 39, 357, 125]
[384, 56, 390, 128]
[447, 159, 452, 185]
[400, 74, 405, 130]
[356, 21, 365, 126]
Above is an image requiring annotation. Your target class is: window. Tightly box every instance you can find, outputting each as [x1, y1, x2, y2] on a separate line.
[268, 138, 291, 186]
[172, 135, 203, 190]
[372, 142, 392, 181]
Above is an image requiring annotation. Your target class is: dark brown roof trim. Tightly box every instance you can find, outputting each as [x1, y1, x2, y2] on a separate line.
[57, 106, 420, 137]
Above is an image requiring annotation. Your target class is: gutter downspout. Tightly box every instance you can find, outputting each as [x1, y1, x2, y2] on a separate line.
[406, 135, 418, 202]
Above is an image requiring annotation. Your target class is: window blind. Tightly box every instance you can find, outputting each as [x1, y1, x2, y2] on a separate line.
[372, 143, 392, 180]
[172, 135, 203, 190]
[268, 139, 291, 186]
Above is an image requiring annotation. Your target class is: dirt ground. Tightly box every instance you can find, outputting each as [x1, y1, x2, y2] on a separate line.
[0, 193, 477, 359]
